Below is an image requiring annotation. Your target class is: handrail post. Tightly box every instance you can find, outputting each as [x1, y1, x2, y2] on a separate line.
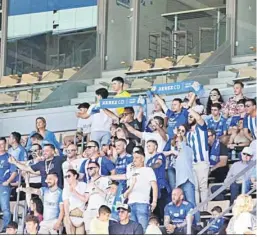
[186, 213, 193, 235]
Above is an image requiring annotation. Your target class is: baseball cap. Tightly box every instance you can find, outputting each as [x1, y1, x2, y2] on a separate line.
[117, 203, 131, 212]
[242, 147, 253, 156]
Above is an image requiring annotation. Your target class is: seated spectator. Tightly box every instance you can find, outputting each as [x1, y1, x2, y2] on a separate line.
[0, 137, 17, 233]
[154, 94, 194, 139]
[208, 129, 229, 183]
[212, 147, 255, 204]
[206, 103, 227, 138]
[63, 169, 87, 235]
[19, 172, 64, 234]
[228, 118, 251, 150]
[206, 206, 225, 235]
[83, 161, 111, 234]
[110, 146, 158, 232]
[145, 215, 162, 235]
[90, 205, 111, 234]
[206, 88, 225, 116]
[79, 140, 115, 183]
[223, 81, 248, 118]
[29, 197, 44, 223]
[146, 140, 170, 223]
[228, 99, 246, 134]
[243, 98, 257, 141]
[26, 117, 62, 156]
[6, 221, 18, 235]
[109, 203, 144, 235]
[226, 194, 257, 234]
[9, 144, 64, 189]
[124, 116, 168, 161]
[25, 215, 39, 235]
[116, 125, 136, 154]
[164, 188, 195, 235]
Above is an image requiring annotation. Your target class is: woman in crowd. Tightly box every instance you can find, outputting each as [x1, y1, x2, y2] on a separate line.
[206, 88, 225, 115]
[26, 117, 62, 155]
[226, 194, 257, 234]
[29, 197, 44, 223]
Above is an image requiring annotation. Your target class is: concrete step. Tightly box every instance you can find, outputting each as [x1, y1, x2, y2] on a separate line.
[204, 83, 228, 90]
[86, 84, 108, 92]
[102, 69, 126, 78]
[218, 71, 237, 78]
[94, 77, 113, 86]
[78, 91, 95, 99]
[225, 63, 249, 71]
[70, 97, 95, 105]
[209, 77, 235, 85]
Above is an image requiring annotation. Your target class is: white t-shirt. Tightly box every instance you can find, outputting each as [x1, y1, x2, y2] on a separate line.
[126, 167, 156, 204]
[62, 158, 86, 187]
[63, 182, 88, 211]
[86, 176, 111, 210]
[142, 132, 168, 161]
[89, 104, 113, 133]
[77, 117, 92, 134]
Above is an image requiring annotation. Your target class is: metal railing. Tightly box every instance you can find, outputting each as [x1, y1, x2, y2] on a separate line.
[186, 160, 256, 234]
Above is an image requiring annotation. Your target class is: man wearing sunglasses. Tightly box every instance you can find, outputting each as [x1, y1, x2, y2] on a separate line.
[211, 146, 255, 204]
[83, 161, 111, 234]
[79, 141, 115, 183]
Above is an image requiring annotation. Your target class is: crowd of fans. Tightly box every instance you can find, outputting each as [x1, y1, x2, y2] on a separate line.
[0, 77, 256, 235]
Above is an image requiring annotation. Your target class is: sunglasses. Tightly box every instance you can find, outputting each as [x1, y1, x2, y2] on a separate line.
[243, 153, 251, 156]
[189, 115, 193, 119]
[30, 149, 39, 153]
[87, 167, 97, 171]
[64, 174, 72, 179]
[178, 129, 185, 133]
[67, 149, 77, 152]
[85, 146, 96, 149]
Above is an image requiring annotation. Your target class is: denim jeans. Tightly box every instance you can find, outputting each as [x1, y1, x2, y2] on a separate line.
[90, 131, 111, 148]
[167, 167, 176, 192]
[0, 185, 11, 229]
[179, 180, 200, 224]
[129, 203, 150, 233]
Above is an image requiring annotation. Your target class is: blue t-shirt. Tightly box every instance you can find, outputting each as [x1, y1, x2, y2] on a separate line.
[115, 154, 133, 175]
[207, 116, 227, 137]
[166, 108, 188, 139]
[0, 153, 17, 184]
[207, 217, 225, 233]
[80, 157, 115, 183]
[164, 201, 194, 226]
[31, 156, 63, 188]
[41, 187, 63, 221]
[230, 115, 241, 127]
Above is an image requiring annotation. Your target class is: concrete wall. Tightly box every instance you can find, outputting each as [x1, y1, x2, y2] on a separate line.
[235, 0, 256, 55]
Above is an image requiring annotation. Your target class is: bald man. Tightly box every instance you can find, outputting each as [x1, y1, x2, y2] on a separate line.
[164, 188, 195, 235]
[62, 144, 85, 187]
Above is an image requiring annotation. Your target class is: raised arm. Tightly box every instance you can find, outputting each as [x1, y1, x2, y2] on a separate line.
[9, 156, 35, 173]
[123, 122, 143, 139]
[154, 94, 169, 113]
[103, 109, 119, 123]
[188, 107, 205, 126]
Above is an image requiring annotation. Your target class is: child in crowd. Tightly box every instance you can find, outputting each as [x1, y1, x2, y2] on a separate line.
[206, 206, 225, 235]
[145, 215, 162, 235]
[6, 221, 18, 235]
[89, 205, 111, 234]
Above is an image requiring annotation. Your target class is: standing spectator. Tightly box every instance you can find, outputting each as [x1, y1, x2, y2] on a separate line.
[19, 172, 64, 234]
[89, 205, 111, 234]
[25, 215, 39, 235]
[6, 221, 18, 235]
[112, 77, 131, 116]
[116, 126, 136, 154]
[79, 140, 115, 183]
[243, 98, 257, 141]
[77, 88, 112, 148]
[124, 116, 168, 160]
[206, 103, 227, 137]
[26, 117, 62, 156]
[206, 88, 225, 115]
[154, 94, 194, 139]
[208, 129, 229, 183]
[9, 144, 64, 189]
[223, 82, 247, 118]
[164, 188, 195, 235]
[83, 161, 111, 234]
[63, 169, 87, 234]
[0, 137, 17, 233]
[110, 147, 158, 232]
[187, 96, 209, 210]
[109, 204, 144, 235]
[146, 140, 170, 223]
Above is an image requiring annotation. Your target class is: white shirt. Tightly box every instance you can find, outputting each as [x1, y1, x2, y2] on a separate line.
[126, 167, 156, 204]
[77, 117, 92, 134]
[63, 182, 88, 211]
[86, 176, 111, 210]
[142, 132, 168, 161]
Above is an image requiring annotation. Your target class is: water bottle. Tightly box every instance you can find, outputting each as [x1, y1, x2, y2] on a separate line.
[231, 150, 236, 160]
